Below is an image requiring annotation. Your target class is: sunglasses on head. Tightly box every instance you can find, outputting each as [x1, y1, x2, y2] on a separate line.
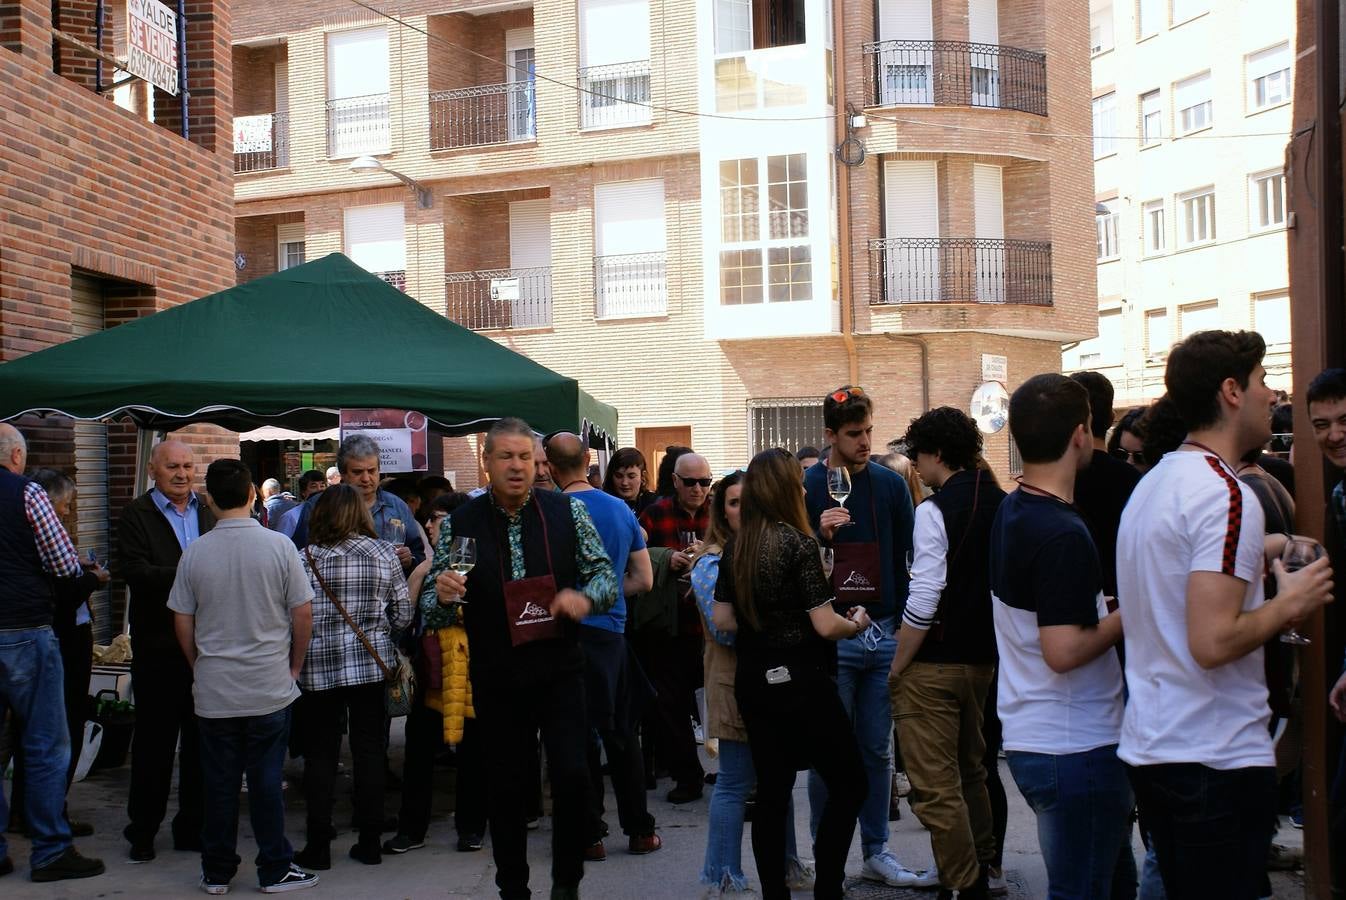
[677, 475, 713, 487]
[829, 386, 865, 404]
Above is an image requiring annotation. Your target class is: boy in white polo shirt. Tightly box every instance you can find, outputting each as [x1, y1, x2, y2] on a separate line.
[1117, 331, 1333, 899]
[989, 374, 1134, 899]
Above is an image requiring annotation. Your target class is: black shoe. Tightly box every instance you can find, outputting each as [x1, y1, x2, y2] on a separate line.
[666, 783, 703, 804]
[292, 845, 330, 871]
[123, 824, 155, 862]
[456, 833, 484, 852]
[30, 848, 105, 882]
[260, 864, 319, 893]
[174, 835, 203, 852]
[550, 886, 579, 900]
[348, 842, 382, 865]
[68, 819, 94, 838]
[381, 834, 425, 854]
[0, 856, 13, 877]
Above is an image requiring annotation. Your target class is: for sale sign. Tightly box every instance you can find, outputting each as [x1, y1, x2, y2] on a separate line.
[126, 0, 179, 96]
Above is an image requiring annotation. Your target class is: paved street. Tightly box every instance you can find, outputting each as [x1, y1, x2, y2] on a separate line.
[3, 739, 1304, 898]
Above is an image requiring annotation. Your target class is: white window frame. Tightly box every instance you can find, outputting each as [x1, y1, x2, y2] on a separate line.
[1136, 0, 1163, 38]
[1142, 199, 1165, 255]
[1093, 92, 1118, 158]
[1140, 89, 1163, 146]
[1178, 187, 1216, 247]
[1249, 169, 1287, 231]
[1247, 43, 1291, 112]
[1171, 0, 1209, 25]
[718, 152, 813, 305]
[1174, 71, 1212, 135]
[1145, 308, 1170, 360]
[1090, 1, 1114, 55]
[1096, 201, 1120, 261]
[1253, 291, 1291, 348]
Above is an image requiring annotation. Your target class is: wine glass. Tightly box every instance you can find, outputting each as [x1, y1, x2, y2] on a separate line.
[385, 519, 406, 546]
[679, 530, 701, 553]
[1279, 538, 1323, 645]
[826, 466, 851, 508]
[904, 549, 914, 578]
[819, 546, 834, 578]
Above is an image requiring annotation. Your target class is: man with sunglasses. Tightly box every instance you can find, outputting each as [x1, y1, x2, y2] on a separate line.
[805, 386, 932, 889]
[637, 452, 713, 803]
[1069, 372, 1140, 601]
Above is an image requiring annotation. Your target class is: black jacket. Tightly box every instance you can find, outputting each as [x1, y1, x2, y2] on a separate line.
[116, 490, 215, 652]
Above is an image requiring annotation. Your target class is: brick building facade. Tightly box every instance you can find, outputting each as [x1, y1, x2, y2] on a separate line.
[1, 0, 237, 633]
[230, 0, 1095, 487]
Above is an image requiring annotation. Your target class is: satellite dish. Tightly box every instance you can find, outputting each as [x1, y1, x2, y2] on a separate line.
[970, 381, 1010, 435]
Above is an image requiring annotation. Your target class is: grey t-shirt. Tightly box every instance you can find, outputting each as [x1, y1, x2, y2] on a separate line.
[167, 517, 313, 718]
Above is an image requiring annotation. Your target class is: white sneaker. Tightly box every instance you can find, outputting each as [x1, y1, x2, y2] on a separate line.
[199, 876, 229, 895]
[860, 849, 937, 888]
[988, 865, 1009, 896]
[893, 770, 913, 797]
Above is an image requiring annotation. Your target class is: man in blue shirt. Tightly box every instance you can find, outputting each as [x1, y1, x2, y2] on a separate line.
[548, 433, 660, 859]
[804, 386, 933, 889]
[291, 436, 424, 569]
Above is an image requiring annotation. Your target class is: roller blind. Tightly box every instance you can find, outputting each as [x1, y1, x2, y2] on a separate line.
[327, 27, 389, 99]
[580, 0, 651, 67]
[344, 204, 405, 272]
[594, 179, 666, 255]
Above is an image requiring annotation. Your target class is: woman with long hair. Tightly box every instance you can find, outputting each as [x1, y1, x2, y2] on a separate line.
[294, 485, 413, 870]
[602, 447, 657, 515]
[874, 451, 926, 507]
[691, 471, 813, 895]
[712, 449, 871, 900]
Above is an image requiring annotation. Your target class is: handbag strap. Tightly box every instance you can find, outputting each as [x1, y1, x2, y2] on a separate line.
[305, 546, 393, 680]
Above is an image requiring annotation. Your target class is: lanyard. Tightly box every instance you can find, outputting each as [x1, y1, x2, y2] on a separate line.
[494, 498, 555, 584]
[1015, 478, 1074, 508]
[1181, 440, 1238, 478]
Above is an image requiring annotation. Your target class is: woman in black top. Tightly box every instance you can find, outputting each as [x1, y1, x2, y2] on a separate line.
[713, 448, 871, 900]
[601, 447, 658, 515]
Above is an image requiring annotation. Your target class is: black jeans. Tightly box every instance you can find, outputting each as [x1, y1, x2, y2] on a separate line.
[300, 682, 388, 846]
[476, 661, 589, 900]
[1129, 762, 1276, 900]
[127, 647, 203, 846]
[196, 705, 293, 886]
[633, 633, 704, 788]
[581, 628, 653, 840]
[738, 670, 866, 900]
[396, 697, 487, 840]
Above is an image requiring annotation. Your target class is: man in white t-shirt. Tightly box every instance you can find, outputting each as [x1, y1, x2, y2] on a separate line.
[1117, 330, 1333, 899]
[989, 374, 1134, 899]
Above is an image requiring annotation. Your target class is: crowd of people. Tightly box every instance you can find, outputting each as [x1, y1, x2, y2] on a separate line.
[1, 328, 1344, 899]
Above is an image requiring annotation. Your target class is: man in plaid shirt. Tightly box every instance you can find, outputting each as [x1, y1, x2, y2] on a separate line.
[0, 424, 104, 882]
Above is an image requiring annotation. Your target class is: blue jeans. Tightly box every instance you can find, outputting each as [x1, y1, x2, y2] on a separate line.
[703, 738, 800, 891]
[196, 705, 294, 886]
[808, 616, 896, 858]
[1138, 839, 1166, 900]
[0, 626, 72, 869]
[1007, 745, 1136, 900]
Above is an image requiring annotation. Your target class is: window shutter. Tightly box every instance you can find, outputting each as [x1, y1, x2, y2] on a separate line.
[1174, 72, 1210, 109]
[974, 164, 1004, 239]
[883, 160, 939, 237]
[968, 0, 1000, 46]
[344, 204, 406, 272]
[594, 179, 666, 255]
[70, 273, 111, 637]
[509, 200, 552, 269]
[327, 27, 389, 99]
[1247, 43, 1289, 80]
[878, 0, 934, 41]
[580, 0, 651, 67]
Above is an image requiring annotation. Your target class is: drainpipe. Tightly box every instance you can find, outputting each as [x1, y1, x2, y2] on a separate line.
[885, 333, 929, 413]
[832, 0, 859, 386]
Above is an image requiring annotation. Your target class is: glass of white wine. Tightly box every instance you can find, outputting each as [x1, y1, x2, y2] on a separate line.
[1279, 538, 1323, 645]
[448, 536, 476, 604]
[827, 466, 851, 528]
[819, 546, 834, 578]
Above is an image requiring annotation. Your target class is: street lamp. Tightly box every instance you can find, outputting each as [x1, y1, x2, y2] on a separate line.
[348, 155, 433, 209]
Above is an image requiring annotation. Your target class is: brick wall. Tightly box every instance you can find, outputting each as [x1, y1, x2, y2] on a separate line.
[233, 43, 281, 116]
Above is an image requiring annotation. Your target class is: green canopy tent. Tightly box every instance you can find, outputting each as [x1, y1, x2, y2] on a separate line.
[0, 253, 617, 444]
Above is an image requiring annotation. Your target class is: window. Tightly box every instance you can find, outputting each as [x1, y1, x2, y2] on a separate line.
[748, 398, 824, 455]
[1253, 291, 1291, 347]
[1140, 90, 1163, 145]
[343, 204, 405, 282]
[751, 0, 806, 48]
[277, 223, 305, 271]
[594, 179, 667, 316]
[1250, 170, 1286, 230]
[1090, 1, 1114, 54]
[1092, 92, 1118, 158]
[579, 0, 652, 128]
[1096, 201, 1120, 260]
[719, 153, 812, 304]
[715, 0, 753, 53]
[1180, 301, 1220, 338]
[1137, 0, 1163, 37]
[1145, 308, 1170, 358]
[1079, 308, 1124, 366]
[1142, 199, 1166, 254]
[327, 27, 391, 157]
[1175, 72, 1212, 134]
[1171, 0, 1208, 23]
[1247, 43, 1291, 111]
[1179, 187, 1216, 246]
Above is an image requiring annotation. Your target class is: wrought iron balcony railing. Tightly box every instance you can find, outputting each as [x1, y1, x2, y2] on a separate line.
[579, 60, 652, 129]
[429, 81, 537, 150]
[862, 40, 1048, 116]
[233, 112, 289, 173]
[376, 270, 407, 292]
[443, 267, 552, 330]
[595, 252, 666, 317]
[327, 93, 392, 157]
[869, 238, 1053, 306]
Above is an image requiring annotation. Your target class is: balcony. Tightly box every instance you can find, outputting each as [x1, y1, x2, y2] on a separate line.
[430, 81, 536, 150]
[595, 252, 666, 318]
[862, 41, 1048, 116]
[233, 112, 289, 173]
[443, 267, 552, 330]
[579, 60, 652, 129]
[376, 270, 407, 292]
[869, 238, 1052, 306]
[327, 93, 391, 157]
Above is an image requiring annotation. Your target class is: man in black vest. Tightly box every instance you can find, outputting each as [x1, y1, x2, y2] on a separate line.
[117, 440, 215, 861]
[425, 418, 617, 900]
[0, 424, 105, 882]
[887, 408, 1007, 900]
